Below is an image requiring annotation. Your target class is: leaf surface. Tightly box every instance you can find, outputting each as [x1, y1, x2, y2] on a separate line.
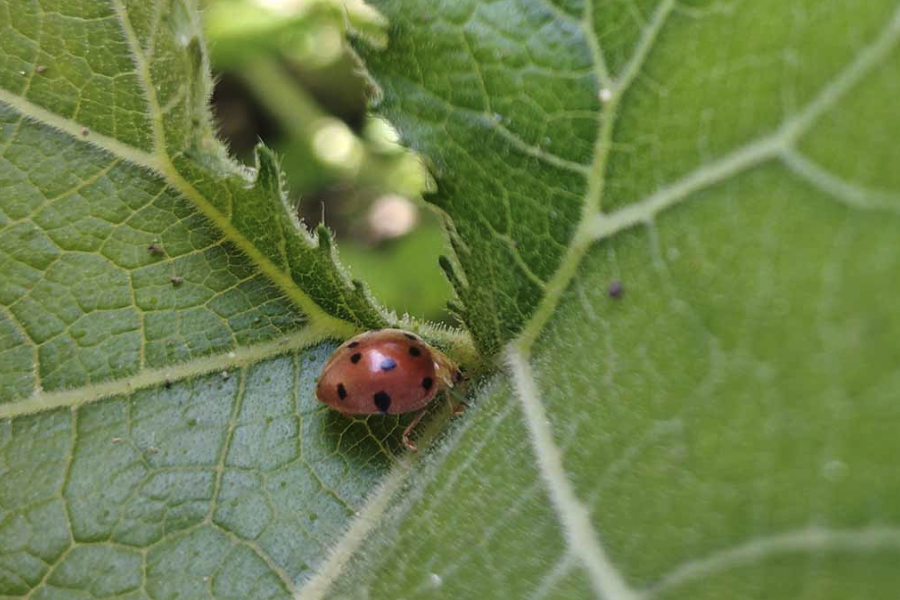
[316, 0, 900, 598]
[0, 0, 387, 402]
[0, 343, 409, 598]
[3, 0, 900, 598]
[0, 0, 406, 597]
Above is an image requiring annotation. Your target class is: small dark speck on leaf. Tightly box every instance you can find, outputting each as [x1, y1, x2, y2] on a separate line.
[170, 276, 184, 286]
[221, 370, 230, 380]
[147, 244, 164, 255]
[80, 127, 89, 136]
[608, 281, 624, 299]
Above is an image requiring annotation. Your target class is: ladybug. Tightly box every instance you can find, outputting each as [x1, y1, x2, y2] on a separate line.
[316, 329, 464, 451]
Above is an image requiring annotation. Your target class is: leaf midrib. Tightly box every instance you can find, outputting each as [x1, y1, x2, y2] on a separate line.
[0, 328, 333, 419]
[295, 2, 900, 599]
[292, 1, 675, 596]
[506, 3, 900, 599]
[0, 8, 359, 344]
[7, 1, 899, 597]
[0, 3, 469, 598]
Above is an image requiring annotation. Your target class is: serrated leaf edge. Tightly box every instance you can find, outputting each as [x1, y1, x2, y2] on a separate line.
[0, 89, 478, 413]
[1, 0, 377, 344]
[296, 2, 900, 598]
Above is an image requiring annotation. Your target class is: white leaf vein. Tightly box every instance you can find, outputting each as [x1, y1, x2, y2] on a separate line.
[255, 2, 900, 598]
[506, 346, 638, 600]
[505, 3, 900, 599]
[642, 526, 900, 598]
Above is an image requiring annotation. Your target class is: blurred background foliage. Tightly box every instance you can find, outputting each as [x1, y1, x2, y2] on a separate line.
[202, 0, 452, 322]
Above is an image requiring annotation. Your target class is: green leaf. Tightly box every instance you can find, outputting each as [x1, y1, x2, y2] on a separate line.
[0, 0, 434, 597]
[310, 0, 900, 598]
[0, 0, 388, 382]
[357, 0, 601, 355]
[0, 344, 411, 598]
[5, 0, 900, 598]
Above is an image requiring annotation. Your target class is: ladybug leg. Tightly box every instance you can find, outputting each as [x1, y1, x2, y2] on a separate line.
[445, 395, 466, 416]
[447, 389, 468, 416]
[402, 408, 429, 452]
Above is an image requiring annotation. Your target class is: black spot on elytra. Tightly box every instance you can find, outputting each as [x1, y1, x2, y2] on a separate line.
[373, 391, 391, 413]
[350, 353, 362, 364]
[337, 383, 347, 400]
[422, 377, 433, 390]
[454, 370, 463, 383]
[404, 333, 417, 340]
[408, 346, 421, 357]
[348, 341, 359, 348]
[380, 358, 397, 371]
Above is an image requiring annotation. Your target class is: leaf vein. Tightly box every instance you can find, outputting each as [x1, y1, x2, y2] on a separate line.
[613, 0, 677, 94]
[590, 3, 900, 242]
[527, 552, 577, 600]
[389, 74, 592, 174]
[505, 346, 637, 600]
[0, 89, 161, 170]
[641, 526, 900, 599]
[110, 0, 167, 156]
[780, 148, 900, 215]
[0, 302, 41, 390]
[293, 458, 415, 600]
[209, 370, 246, 517]
[581, 0, 613, 88]
[502, 8, 900, 597]
[0, 328, 332, 420]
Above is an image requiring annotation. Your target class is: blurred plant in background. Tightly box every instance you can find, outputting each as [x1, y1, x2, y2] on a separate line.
[202, 0, 452, 321]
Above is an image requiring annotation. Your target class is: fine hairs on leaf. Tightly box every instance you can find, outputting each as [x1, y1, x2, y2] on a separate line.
[3, 0, 900, 599]
[0, 0, 402, 596]
[328, 0, 900, 598]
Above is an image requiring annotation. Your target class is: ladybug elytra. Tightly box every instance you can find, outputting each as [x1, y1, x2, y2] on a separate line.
[315, 329, 463, 451]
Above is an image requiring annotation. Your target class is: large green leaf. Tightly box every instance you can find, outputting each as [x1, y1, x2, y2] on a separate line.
[0, 0, 387, 390]
[307, 0, 900, 598]
[4, 0, 900, 599]
[0, 0, 447, 597]
[0, 343, 415, 598]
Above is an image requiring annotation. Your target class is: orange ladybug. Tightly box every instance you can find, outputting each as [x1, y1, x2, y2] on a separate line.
[316, 329, 463, 451]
